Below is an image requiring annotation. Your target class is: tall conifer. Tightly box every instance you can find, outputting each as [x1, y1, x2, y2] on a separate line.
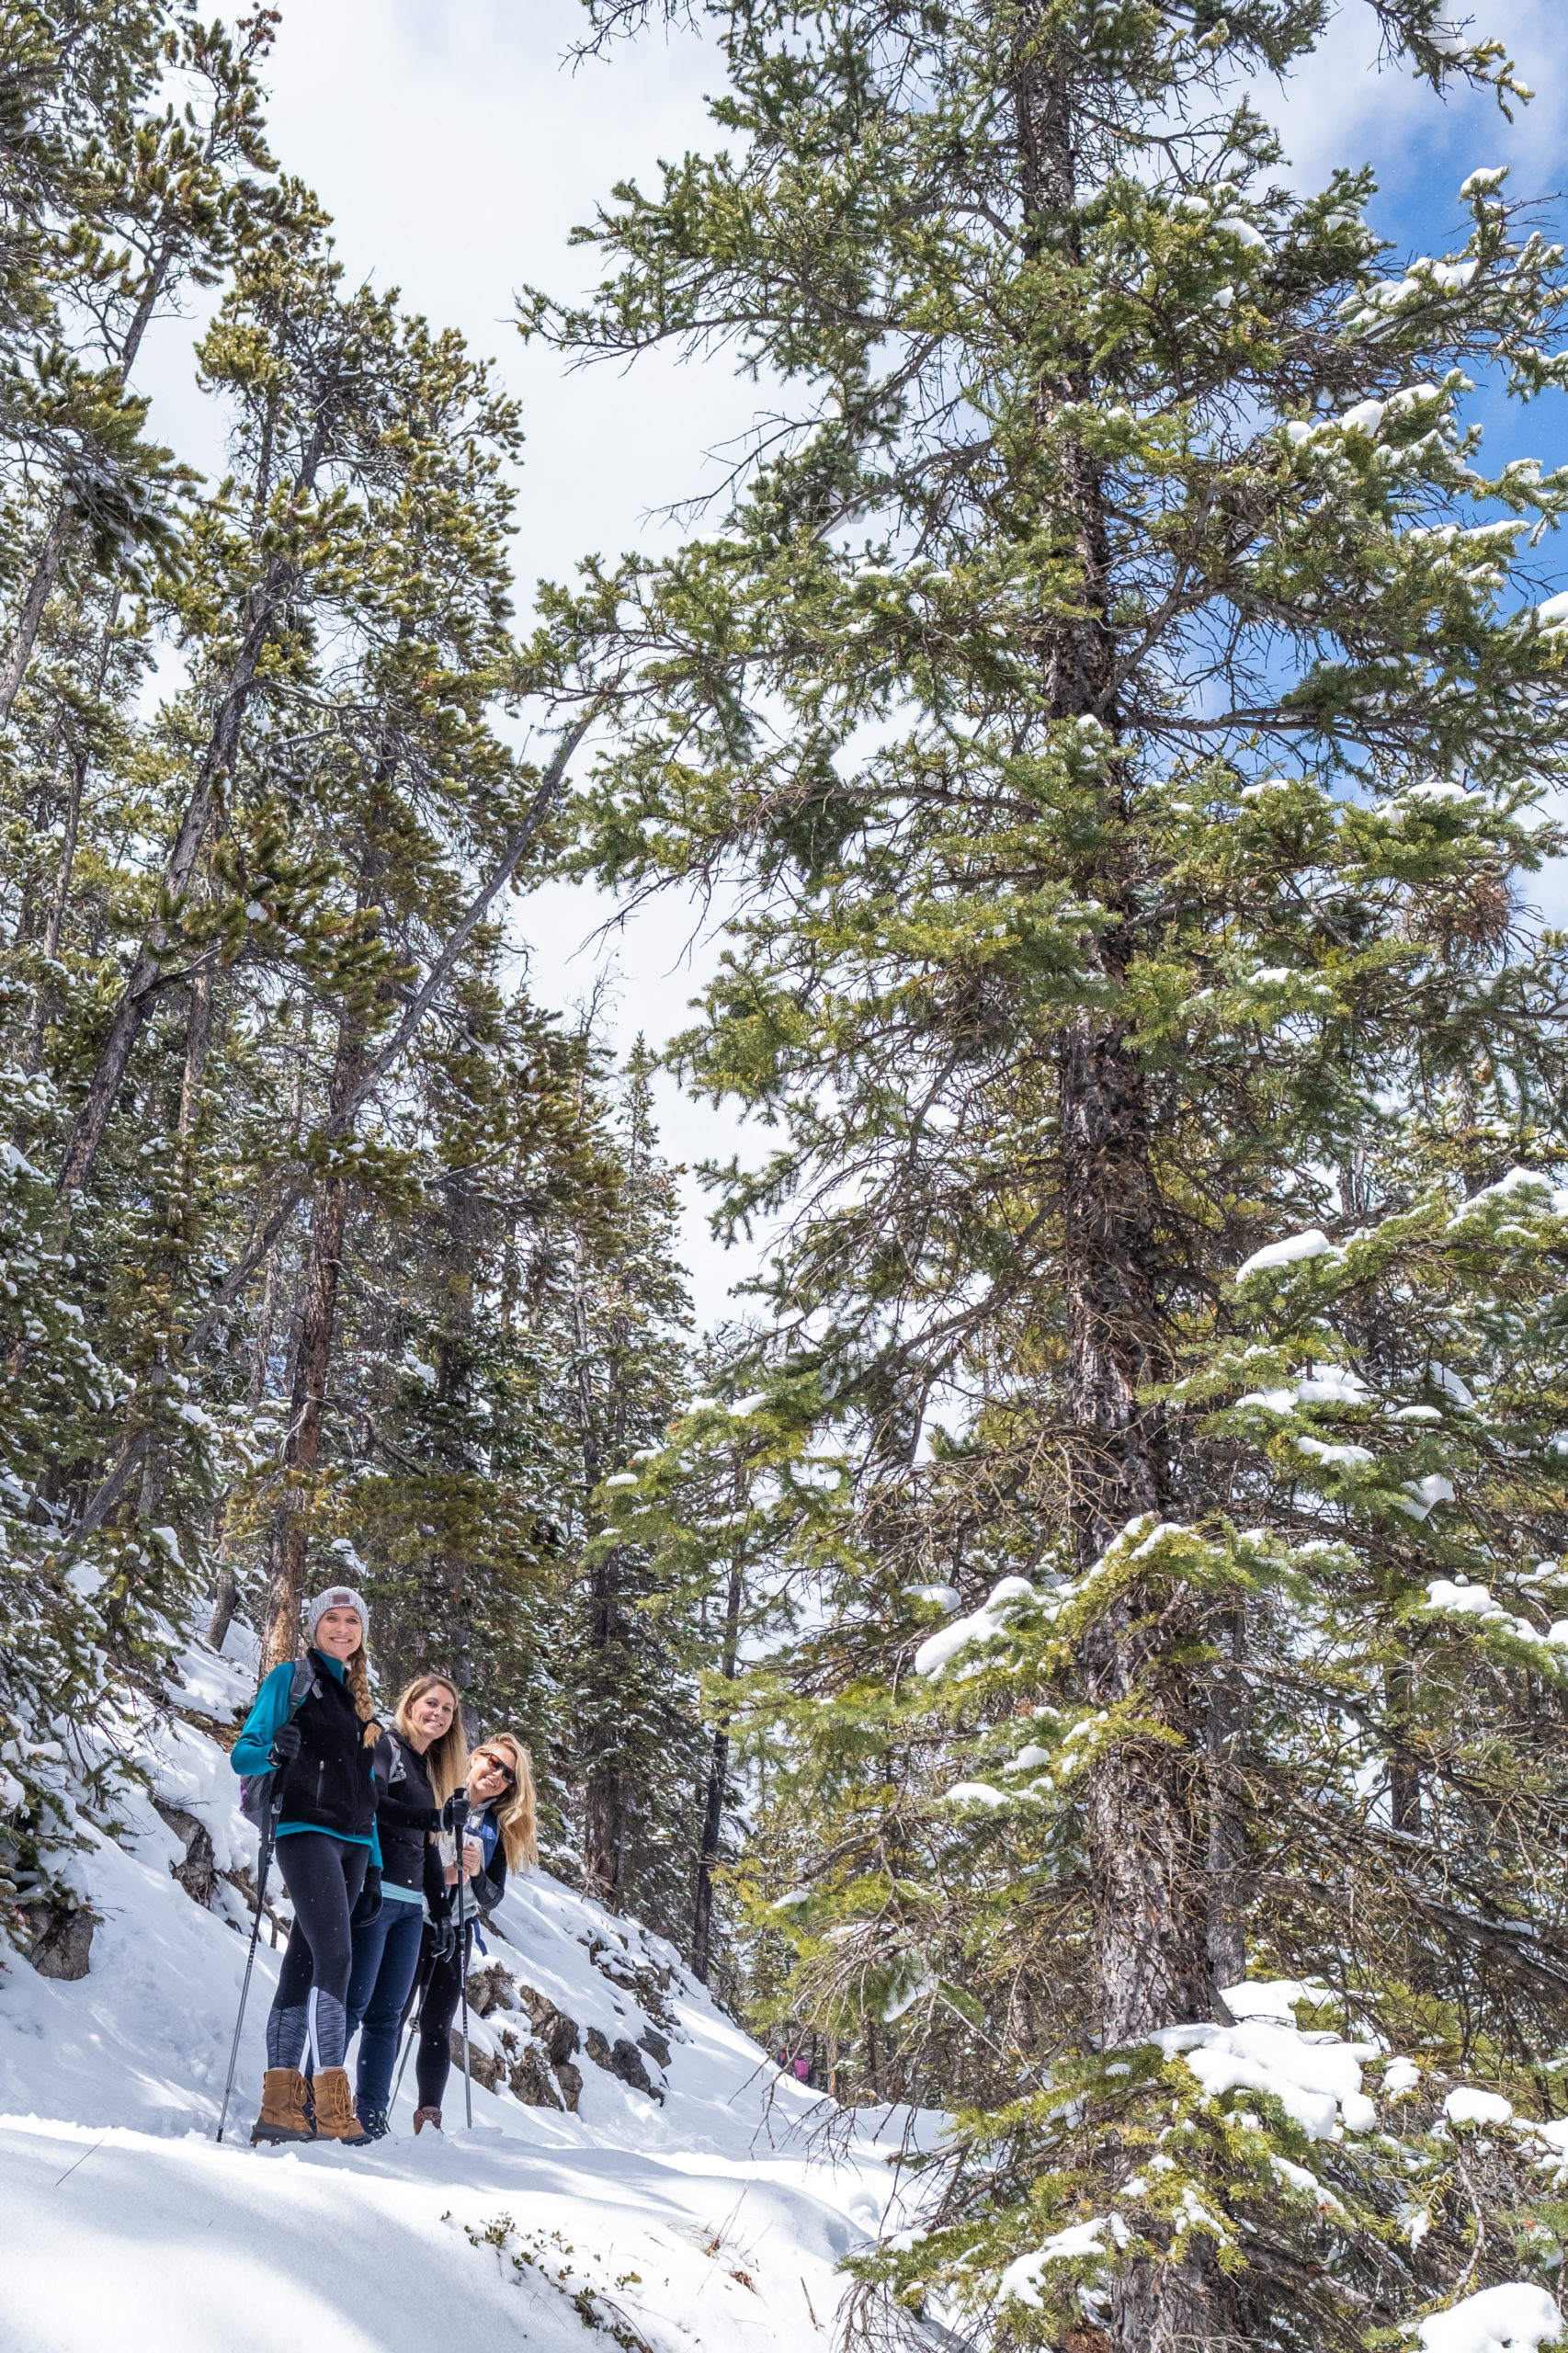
[536, 0, 1568, 2340]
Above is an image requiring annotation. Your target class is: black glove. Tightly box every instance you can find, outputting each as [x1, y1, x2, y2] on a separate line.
[439, 1792, 464, 1831]
[351, 1866, 382, 1927]
[429, 1915, 457, 1964]
[269, 1721, 301, 1764]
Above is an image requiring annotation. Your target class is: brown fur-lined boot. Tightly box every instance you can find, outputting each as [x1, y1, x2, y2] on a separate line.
[413, 2105, 442, 2134]
[250, 2069, 313, 2144]
[311, 2066, 371, 2145]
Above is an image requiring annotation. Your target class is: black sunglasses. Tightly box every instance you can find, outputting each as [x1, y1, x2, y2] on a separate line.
[473, 1748, 516, 1788]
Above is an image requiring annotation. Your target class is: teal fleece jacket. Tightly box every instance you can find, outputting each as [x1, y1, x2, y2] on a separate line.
[231, 1654, 382, 1860]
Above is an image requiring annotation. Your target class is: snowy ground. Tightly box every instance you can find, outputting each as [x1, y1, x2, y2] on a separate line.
[0, 1637, 928, 2353]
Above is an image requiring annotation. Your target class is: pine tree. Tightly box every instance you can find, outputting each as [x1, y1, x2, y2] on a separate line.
[0, 18, 630, 1939]
[534, 0, 1568, 2341]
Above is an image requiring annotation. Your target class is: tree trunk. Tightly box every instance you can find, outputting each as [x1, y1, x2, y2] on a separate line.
[1388, 1656, 1422, 1836]
[205, 1567, 239, 1653]
[55, 572, 277, 1194]
[259, 1018, 362, 1669]
[691, 1547, 744, 1983]
[573, 1274, 631, 1910]
[583, 1624, 625, 1914]
[248, 1247, 280, 1412]
[1017, 18, 1222, 2345]
[57, 395, 339, 1198]
[1206, 1606, 1249, 2005]
[0, 506, 71, 728]
[20, 595, 120, 1085]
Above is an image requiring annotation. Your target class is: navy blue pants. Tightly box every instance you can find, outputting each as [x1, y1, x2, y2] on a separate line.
[346, 1897, 426, 2114]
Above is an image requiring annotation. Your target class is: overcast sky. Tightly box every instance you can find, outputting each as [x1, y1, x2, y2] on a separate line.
[138, 0, 1568, 1324]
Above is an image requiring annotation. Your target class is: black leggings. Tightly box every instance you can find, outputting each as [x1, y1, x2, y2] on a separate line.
[415, 1923, 472, 2110]
[267, 1832, 369, 2074]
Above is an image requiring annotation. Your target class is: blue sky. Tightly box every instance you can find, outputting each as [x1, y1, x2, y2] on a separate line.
[136, 0, 1568, 1320]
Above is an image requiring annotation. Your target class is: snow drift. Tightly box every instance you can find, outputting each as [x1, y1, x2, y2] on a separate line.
[0, 1633, 925, 2353]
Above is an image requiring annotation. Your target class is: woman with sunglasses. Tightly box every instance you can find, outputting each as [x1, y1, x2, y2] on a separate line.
[411, 1731, 538, 2133]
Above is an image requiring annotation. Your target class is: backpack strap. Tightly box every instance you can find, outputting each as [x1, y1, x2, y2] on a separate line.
[285, 1655, 320, 1721]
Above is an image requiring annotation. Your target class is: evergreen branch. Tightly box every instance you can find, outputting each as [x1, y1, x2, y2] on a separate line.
[62, 708, 597, 1547]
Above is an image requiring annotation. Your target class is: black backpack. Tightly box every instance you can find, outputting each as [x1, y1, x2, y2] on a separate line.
[237, 1658, 320, 1836]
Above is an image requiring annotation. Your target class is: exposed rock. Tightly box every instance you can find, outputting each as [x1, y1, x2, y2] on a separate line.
[585, 1937, 680, 2033]
[553, 2060, 583, 2113]
[585, 2024, 662, 2102]
[513, 1979, 581, 2068]
[464, 1962, 516, 2018]
[508, 2042, 565, 2109]
[152, 1799, 216, 1906]
[637, 2027, 671, 2070]
[448, 2029, 506, 2092]
[24, 1900, 93, 1980]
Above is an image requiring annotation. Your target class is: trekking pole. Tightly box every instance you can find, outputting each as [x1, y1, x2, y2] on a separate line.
[216, 1799, 281, 2144]
[390, 1939, 433, 2111]
[456, 1829, 472, 2128]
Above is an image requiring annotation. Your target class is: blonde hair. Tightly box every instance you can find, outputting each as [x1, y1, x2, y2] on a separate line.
[392, 1675, 470, 1806]
[476, 1732, 537, 1874]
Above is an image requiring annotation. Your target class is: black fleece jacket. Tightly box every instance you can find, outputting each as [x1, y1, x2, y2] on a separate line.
[371, 1729, 447, 1912]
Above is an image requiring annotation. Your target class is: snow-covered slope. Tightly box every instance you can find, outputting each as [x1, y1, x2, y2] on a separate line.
[0, 1640, 923, 2353]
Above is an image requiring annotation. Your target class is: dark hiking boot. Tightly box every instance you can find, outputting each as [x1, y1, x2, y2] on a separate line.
[357, 2105, 391, 2142]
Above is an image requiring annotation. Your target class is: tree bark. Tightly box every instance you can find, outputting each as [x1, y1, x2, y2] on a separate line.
[0, 506, 71, 728]
[55, 564, 284, 1194]
[259, 1018, 361, 1670]
[583, 1605, 626, 1913]
[1388, 1656, 1422, 1836]
[574, 1272, 629, 1911]
[691, 1546, 744, 1983]
[19, 592, 122, 1085]
[205, 1568, 239, 1653]
[1017, 18, 1221, 2346]
[56, 392, 342, 1199]
[1206, 1606, 1249, 2005]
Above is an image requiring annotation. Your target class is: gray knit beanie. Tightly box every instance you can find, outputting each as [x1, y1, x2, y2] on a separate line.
[306, 1584, 369, 1647]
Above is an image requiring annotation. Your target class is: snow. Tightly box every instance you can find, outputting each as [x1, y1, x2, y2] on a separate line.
[1234, 1229, 1334, 1280]
[1291, 1434, 1374, 1466]
[1418, 2283, 1563, 2352]
[1394, 1471, 1457, 1520]
[1383, 2058, 1421, 2096]
[1000, 2213, 1130, 2305]
[1339, 398, 1385, 436]
[902, 1584, 961, 1611]
[1294, 1364, 1371, 1406]
[1149, 2006, 1377, 2140]
[1445, 2086, 1514, 2126]
[1219, 1978, 1330, 2022]
[914, 1575, 1037, 1677]
[1423, 1581, 1534, 1634]
[0, 1669, 936, 2353]
[1455, 1166, 1568, 1221]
